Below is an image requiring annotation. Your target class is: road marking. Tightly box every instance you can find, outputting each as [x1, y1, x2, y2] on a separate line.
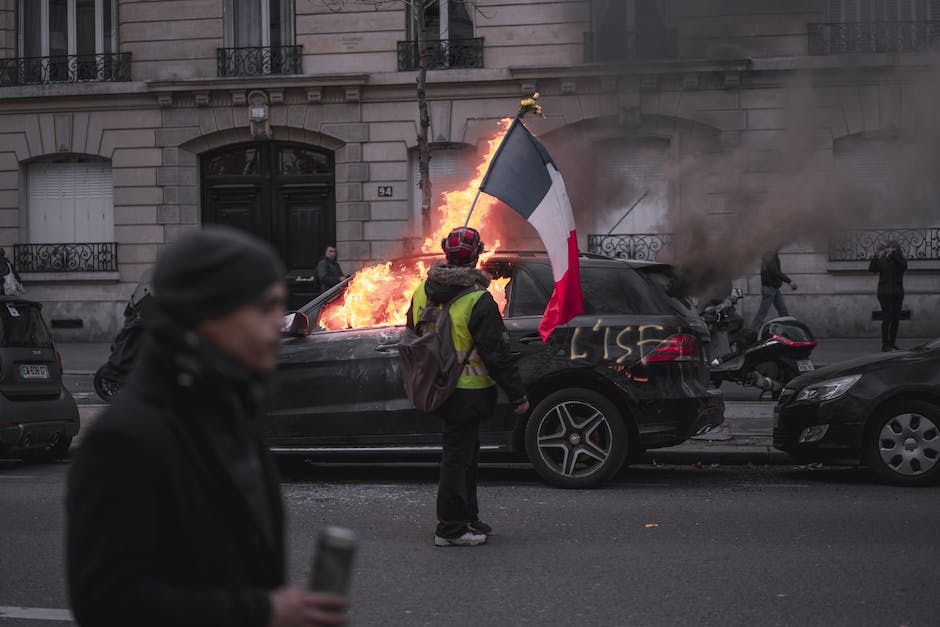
[0, 606, 73, 621]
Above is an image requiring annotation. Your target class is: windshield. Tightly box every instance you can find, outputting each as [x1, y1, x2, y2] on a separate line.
[0, 302, 53, 348]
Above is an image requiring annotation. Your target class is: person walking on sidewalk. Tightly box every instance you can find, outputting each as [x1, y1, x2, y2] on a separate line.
[408, 227, 529, 547]
[751, 249, 798, 329]
[869, 239, 907, 352]
[66, 227, 348, 627]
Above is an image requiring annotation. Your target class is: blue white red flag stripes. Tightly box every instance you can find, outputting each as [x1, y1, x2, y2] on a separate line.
[479, 118, 583, 341]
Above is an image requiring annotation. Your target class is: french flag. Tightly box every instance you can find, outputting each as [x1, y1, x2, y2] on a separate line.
[480, 117, 583, 342]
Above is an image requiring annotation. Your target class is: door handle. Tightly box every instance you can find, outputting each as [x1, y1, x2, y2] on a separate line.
[376, 343, 400, 353]
[518, 335, 542, 345]
[294, 276, 316, 283]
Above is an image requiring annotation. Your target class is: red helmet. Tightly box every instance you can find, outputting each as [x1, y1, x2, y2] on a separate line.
[441, 227, 485, 266]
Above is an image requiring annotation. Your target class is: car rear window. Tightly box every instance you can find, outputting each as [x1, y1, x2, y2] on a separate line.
[580, 266, 673, 315]
[0, 303, 53, 348]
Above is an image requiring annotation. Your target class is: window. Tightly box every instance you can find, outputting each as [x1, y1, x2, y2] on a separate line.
[586, 0, 674, 62]
[828, 0, 940, 22]
[0, 303, 54, 348]
[508, 266, 551, 317]
[580, 265, 672, 316]
[596, 138, 670, 235]
[409, 146, 474, 220]
[19, 0, 116, 60]
[407, 0, 474, 43]
[225, 0, 295, 50]
[399, 1, 482, 70]
[27, 159, 114, 244]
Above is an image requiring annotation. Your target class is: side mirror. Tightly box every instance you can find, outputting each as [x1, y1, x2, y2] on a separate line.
[282, 312, 310, 337]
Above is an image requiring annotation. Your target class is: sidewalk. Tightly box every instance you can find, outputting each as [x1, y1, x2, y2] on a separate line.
[63, 336, 935, 464]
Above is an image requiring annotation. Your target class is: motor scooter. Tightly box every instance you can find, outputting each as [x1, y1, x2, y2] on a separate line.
[94, 271, 152, 402]
[700, 288, 816, 398]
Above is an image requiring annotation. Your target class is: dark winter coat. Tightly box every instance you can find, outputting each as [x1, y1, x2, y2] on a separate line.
[66, 313, 284, 627]
[869, 249, 907, 297]
[407, 262, 526, 404]
[316, 257, 345, 290]
[760, 252, 791, 289]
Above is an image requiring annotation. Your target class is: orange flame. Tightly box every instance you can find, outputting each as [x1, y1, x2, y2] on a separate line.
[320, 118, 514, 331]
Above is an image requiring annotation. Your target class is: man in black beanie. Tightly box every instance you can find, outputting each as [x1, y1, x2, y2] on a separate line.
[66, 227, 348, 627]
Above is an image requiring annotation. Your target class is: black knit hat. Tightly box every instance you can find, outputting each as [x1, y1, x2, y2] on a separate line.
[153, 226, 285, 325]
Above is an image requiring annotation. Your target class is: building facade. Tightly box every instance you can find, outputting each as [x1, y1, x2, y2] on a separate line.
[0, 0, 937, 340]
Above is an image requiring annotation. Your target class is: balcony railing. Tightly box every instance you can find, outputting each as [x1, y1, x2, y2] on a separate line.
[808, 21, 940, 55]
[587, 233, 673, 261]
[584, 30, 677, 63]
[0, 53, 131, 87]
[829, 228, 940, 262]
[13, 242, 118, 273]
[216, 45, 303, 77]
[397, 38, 484, 71]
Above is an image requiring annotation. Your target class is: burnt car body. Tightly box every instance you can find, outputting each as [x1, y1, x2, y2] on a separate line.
[267, 252, 724, 488]
[0, 297, 79, 460]
[774, 338, 940, 485]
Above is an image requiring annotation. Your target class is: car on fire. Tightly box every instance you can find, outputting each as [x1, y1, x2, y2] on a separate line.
[774, 338, 940, 486]
[267, 251, 724, 488]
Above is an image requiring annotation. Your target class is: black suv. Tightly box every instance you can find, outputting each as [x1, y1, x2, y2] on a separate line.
[0, 297, 79, 460]
[268, 252, 724, 488]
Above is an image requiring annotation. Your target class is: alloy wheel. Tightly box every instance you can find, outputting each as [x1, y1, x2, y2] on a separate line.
[536, 401, 613, 478]
[878, 412, 940, 476]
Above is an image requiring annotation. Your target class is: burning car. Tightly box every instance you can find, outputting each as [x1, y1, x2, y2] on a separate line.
[266, 251, 724, 489]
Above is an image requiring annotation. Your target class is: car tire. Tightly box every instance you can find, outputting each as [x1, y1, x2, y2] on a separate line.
[865, 400, 940, 486]
[524, 388, 629, 489]
[94, 365, 122, 403]
[48, 436, 72, 461]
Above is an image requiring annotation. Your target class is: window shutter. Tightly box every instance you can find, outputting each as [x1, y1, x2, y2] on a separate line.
[28, 161, 113, 244]
[72, 162, 114, 242]
[410, 148, 473, 219]
[596, 138, 670, 234]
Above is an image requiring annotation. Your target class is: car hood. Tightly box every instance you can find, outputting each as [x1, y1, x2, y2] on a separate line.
[787, 348, 937, 389]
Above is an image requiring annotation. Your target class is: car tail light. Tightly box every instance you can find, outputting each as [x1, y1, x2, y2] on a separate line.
[645, 334, 700, 363]
[772, 333, 817, 349]
[56, 352, 63, 373]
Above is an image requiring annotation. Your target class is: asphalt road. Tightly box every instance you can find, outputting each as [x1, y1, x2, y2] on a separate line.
[2, 460, 938, 627]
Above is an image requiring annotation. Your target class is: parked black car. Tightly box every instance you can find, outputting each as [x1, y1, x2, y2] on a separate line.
[268, 252, 724, 488]
[774, 338, 940, 486]
[0, 297, 79, 460]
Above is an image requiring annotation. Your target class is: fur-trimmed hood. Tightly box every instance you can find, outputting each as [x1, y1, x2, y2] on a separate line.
[425, 261, 491, 305]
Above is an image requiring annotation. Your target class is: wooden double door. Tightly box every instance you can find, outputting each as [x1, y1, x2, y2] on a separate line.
[201, 142, 335, 309]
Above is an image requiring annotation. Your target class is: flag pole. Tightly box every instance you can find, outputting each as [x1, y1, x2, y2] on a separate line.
[462, 111, 526, 228]
[463, 187, 484, 227]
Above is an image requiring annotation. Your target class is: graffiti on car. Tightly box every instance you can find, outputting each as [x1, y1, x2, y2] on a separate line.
[569, 320, 667, 364]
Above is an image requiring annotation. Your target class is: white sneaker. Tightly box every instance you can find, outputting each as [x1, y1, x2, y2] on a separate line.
[434, 531, 487, 547]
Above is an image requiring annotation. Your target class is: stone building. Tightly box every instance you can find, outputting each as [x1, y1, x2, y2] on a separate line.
[0, 0, 937, 340]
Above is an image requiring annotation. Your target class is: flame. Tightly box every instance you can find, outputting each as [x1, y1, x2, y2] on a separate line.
[320, 118, 515, 331]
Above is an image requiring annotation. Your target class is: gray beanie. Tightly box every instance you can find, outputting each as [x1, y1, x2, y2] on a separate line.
[153, 226, 285, 325]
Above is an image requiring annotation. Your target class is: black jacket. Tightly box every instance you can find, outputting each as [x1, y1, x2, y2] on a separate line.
[316, 257, 345, 290]
[869, 249, 907, 297]
[66, 313, 284, 627]
[408, 262, 526, 404]
[760, 252, 791, 289]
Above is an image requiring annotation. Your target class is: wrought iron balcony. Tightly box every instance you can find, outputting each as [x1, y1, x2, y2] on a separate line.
[216, 45, 303, 77]
[587, 233, 673, 261]
[829, 228, 940, 262]
[808, 21, 940, 55]
[584, 30, 677, 63]
[13, 242, 118, 273]
[0, 53, 131, 87]
[397, 38, 484, 71]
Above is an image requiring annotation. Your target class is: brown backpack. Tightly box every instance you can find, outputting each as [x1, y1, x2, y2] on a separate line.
[399, 288, 476, 412]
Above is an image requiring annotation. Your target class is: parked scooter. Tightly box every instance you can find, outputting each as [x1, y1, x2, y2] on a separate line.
[94, 271, 153, 402]
[701, 288, 817, 398]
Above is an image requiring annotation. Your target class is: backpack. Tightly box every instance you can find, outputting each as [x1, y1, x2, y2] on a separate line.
[399, 287, 476, 412]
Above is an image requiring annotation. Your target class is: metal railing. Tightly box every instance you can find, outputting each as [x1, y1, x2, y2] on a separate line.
[13, 242, 119, 273]
[587, 233, 673, 261]
[829, 228, 940, 261]
[808, 21, 940, 55]
[0, 53, 131, 86]
[583, 30, 677, 63]
[216, 45, 303, 77]
[397, 38, 484, 71]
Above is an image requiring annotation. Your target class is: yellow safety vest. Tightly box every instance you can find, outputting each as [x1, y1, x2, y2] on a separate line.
[411, 281, 495, 390]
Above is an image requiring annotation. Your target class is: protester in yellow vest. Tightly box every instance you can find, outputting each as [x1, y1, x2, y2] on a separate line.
[408, 227, 529, 547]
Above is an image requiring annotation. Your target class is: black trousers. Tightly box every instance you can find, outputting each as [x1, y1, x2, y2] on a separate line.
[435, 386, 497, 538]
[878, 293, 903, 346]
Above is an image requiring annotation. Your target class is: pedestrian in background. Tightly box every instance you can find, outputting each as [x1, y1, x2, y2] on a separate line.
[66, 227, 348, 627]
[751, 249, 798, 329]
[316, 244, 348, 290]
[0, 248, 24, 296]
[869, 239, 907, 352]
[407, 227, 529, 547]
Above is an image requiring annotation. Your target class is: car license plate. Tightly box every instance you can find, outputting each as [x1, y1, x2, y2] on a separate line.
[20, 364, 49, 380]
[797, 359, 815, 372]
